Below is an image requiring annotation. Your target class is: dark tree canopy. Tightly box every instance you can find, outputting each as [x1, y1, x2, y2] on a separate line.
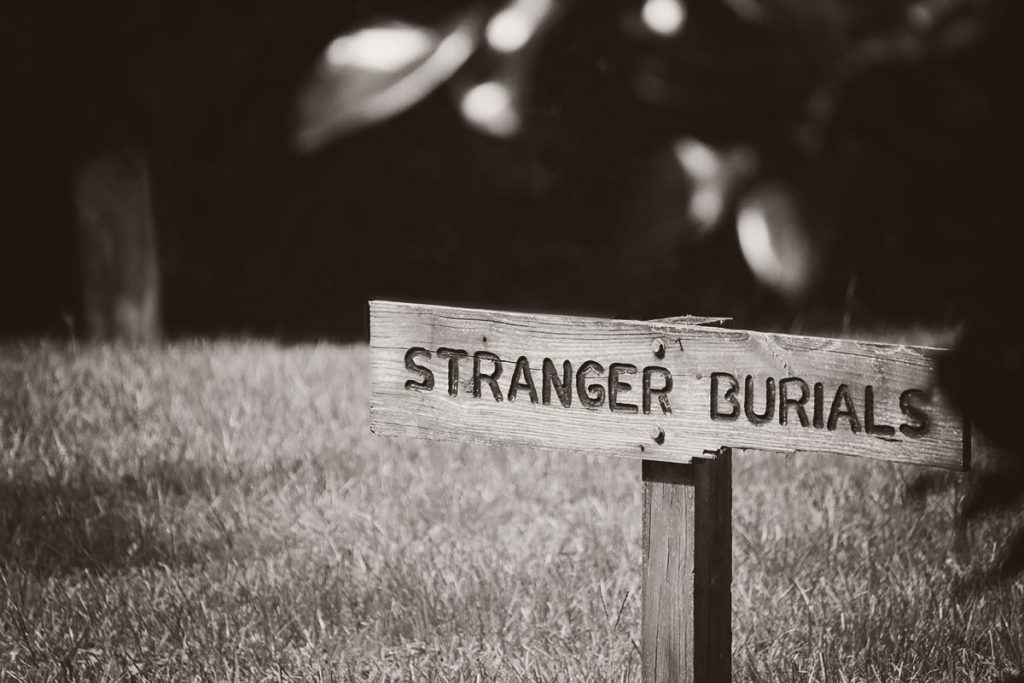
[1, 0, 1020, 339]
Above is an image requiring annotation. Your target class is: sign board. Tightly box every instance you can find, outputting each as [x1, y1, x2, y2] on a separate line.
[370, 299, 970, 682]
[370, 300, 967, 470]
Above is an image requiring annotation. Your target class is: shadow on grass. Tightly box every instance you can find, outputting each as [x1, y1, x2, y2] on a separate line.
[0, 461, 239, 576]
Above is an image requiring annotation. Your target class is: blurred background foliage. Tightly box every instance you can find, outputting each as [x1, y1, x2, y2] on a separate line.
[1, 0, 1020, 339]
[1, 0, 1023, 590]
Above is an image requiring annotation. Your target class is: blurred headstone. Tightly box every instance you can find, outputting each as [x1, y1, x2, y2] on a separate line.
[73, 147, 161, 342]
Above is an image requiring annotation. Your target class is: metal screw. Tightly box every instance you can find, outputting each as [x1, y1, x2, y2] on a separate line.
[651, 425, 665, 445]
[651, 338, 666, 359]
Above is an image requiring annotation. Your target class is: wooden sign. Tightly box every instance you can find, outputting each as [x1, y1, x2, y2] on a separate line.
[370, 300, 970, 682]
[370, 300, 967, 470]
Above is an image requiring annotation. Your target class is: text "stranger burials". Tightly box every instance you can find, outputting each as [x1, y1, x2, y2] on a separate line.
[403, 347, 931, 437]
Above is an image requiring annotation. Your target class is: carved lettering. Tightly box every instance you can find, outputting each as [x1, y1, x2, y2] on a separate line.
[542, 358, 572, 408]
[899, 388, 931, 438]
[436, 347, 468, 397]
[642, 366, 673, 415]
[778, 377, 809, 427]
[404, 347, 434, 392]
[473, 351, 504, 402]
[827, 383, 861, 433]
[608, 363, 639, 414]
[813, 381, 825, 429]
[864, 385, 896, 437]
[577, 360, 605, 409]
[710, 372, 740, 421]
[744, 374, 775, 425]
[508, 356, 539, 403]
[406, 344, 936, 447]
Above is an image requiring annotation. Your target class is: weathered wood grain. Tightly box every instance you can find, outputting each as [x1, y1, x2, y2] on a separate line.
[369, 301, 967, 469]
[642, 455, 732, 683]
[651, 315, 731, 327]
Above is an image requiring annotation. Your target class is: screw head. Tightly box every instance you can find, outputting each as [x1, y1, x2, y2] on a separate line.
[650, 425, 665, 445]
[651, 338, 666, 359]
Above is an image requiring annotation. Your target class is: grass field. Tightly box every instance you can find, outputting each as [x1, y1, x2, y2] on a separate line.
[1, 341, 1022, 681]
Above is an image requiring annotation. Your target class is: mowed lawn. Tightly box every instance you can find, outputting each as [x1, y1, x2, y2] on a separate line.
[1, 341, 1022, 682]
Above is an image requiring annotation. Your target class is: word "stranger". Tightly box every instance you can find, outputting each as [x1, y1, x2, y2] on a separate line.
[403, 347, 674, 414]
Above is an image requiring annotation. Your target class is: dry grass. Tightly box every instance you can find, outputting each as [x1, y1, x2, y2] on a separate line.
[0, 340, 1021, 681]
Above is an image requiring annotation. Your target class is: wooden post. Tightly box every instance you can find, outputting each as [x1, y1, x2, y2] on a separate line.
[74, 147, 162, 342]
[642, 450, 732, 683]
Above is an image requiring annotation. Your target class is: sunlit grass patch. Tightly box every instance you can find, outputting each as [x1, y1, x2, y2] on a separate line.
[0, 340, 1021, 680]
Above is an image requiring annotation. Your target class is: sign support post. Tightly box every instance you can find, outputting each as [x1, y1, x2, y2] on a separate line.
[641, 314, 732, 683]
[642, 453, 732, 683]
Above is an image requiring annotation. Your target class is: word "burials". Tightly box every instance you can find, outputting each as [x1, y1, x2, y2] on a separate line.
[709, 372, 930, 438]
